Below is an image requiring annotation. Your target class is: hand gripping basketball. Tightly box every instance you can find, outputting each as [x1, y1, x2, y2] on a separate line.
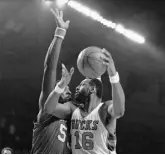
[58, 64, 74, 89]
[100, 49, 117, 76]
[77, 46, 107, 78]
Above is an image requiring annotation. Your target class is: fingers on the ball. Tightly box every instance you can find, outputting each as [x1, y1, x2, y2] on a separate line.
[103, 51, 111, 58]
[102, 48, 108, 54]
[100, 55, 109, 63]
[102, 48, 111, 58]
[102, 48, 109, 54]
[103, 62, 109, 66]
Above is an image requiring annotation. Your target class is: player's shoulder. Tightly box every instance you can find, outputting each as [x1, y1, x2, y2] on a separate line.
[99, 100, 113, 111]
[99, 101, 113, 125]
[34, 111, 60, 129]
[63, 101, 77, 114]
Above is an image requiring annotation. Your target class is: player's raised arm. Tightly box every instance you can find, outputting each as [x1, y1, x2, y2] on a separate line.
[39, 8, 70, 110]
[100, 49, 125, 118]
[44, 64, 74, 118]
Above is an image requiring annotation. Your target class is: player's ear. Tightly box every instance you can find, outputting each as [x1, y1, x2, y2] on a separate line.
[90, 86, 96, 94]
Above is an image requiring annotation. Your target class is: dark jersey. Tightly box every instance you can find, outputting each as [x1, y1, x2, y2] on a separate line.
[31, 113, 71, 154]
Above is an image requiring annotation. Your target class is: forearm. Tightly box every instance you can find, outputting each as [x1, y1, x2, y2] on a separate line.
[111, 81, 125, 117]
[44, 83, 63, 114]
[44, 90, 60, 114]
[101, 49, 125, 117]
[39, 9, 70, 111]
[42, 28, 66, 94]
[44, 36, 63, 70]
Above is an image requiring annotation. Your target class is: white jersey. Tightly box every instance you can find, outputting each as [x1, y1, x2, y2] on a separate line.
[71, 103, 116, 154]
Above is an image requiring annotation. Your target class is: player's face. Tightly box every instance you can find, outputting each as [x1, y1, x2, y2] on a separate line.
[76, 79, 91, 93]
[59, 86, 72, 103]
[74, 79, 91, 106]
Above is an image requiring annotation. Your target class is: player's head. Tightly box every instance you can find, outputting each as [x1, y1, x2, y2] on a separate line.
[59, 86, 72, 103]
[55, 81, 72, 104]
[1, 147, 13, 154]
[74, 78, 103, 109]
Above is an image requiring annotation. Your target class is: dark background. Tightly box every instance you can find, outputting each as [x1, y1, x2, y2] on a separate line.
[0, 0, 165, 153]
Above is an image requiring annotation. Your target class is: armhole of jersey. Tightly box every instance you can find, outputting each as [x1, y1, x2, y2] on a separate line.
[34, 112, 58, 129]
[98, 102, 112, 130]
[71, 107, 79, 119]
[97, 102, 104, 110]
[70, 103, 77, 114]
[98, 102, 107, 130]
[108, 104, 113, 116]
[98, 103, 117, 153]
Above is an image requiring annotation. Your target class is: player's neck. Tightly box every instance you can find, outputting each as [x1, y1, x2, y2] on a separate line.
[87, 98, 100, 113]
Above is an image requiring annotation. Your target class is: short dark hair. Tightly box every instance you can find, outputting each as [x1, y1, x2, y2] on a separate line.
[1, 147, 13, 154]
[89, 78, 103, 99]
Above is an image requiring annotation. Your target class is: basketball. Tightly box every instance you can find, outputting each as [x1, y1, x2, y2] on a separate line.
[77, 46, 107, 78]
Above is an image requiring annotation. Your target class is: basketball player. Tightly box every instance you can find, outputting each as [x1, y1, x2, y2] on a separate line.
[31, 8, 74, 154]
[71, 49, 125, 153]
[47, 48, 125, 153]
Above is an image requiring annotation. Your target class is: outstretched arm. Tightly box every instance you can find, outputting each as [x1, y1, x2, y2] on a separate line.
[39, 9, 70, 111]
[101, 49, 125, 119]
[44, 64, 74, 119]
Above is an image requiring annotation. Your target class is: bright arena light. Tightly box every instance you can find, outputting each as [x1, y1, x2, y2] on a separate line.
[56, 0, 69, 8]
[67, 0, 145, 44]
[44, 0, 52, 6]
[115, 24, 145, 44]
[123, 29, 145, 44]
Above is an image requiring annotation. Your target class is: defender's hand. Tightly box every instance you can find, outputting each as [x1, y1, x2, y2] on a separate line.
[100, 48, 117, 76]
[58, 64, 74, 89]
[50, 8, 70, 30]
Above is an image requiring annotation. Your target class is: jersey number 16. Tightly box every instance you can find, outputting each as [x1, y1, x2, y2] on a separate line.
[74, 131, 94, 150]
